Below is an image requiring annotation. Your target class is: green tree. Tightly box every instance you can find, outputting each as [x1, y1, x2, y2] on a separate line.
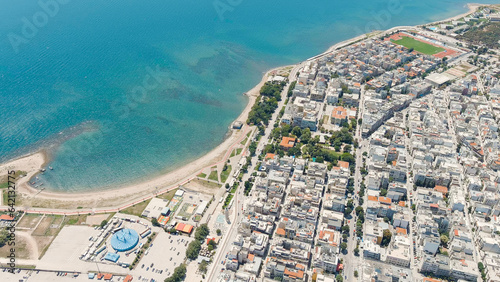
[186, 240, 202, 260]
[340, 242, 348, 250]
[354, 270, 359, 277]
[355, 206, 363, 215]
[249, 142, 258, 156]
[341, 225, 350, 234]
[344, 207, 352, 216]
[381, 229, 392, 247]
[343, 144, 352, 153]
[287, 146, 301, 157]
[0, 228, 9, 247]
[208, 239, 216, 250]
[347, 199, 354, 209]
[165, 264, 187, 282]
[440, 235, 449, 246]
[281, 124, 291, 137]
[287, 81, 297, 97]
[358, 210, 365, 222]
[301, 128, 311, 144]
[216, 229, 222, 236]
[478, 262, 485, 271]
[336, 274, 343, 282]
[291, 126, 302, 137]
[195, 224, 210, 241]
[100, 220, 108, 228]
[151, 218, 160, 227]
[199, 260, 209, 274]
[341, 153, 355, 164]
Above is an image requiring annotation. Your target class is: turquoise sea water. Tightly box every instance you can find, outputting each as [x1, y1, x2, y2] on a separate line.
[0, 0, 498, 191]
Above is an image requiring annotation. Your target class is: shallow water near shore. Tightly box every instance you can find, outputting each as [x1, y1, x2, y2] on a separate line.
[0, 0, 498, 191]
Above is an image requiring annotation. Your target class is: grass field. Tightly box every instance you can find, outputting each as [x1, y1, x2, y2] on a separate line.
[32, 215, 62, 236]
[392, 36, 444, 55]
[220, 165, 232, 183]
[222, 193, 234, 209]
[0, 236, 30, 259]
[120, 198, 151, 217]
[17, 213, 43, 229]
[0, 170, 27, 189]
[240, 132, 251, 145]
[64, 214, 88, 226]
[230, 148, 243, 158]
[157, 188, 178, 201]
[188, 179, 221, 190]
[208, 170, 219, 182]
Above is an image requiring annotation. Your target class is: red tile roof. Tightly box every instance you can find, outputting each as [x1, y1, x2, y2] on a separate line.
[338, 161, 349, 169]
[434, 185, 448, 194]
[378, 197, 391, 204]
[280, 137, 296, 148]
[0, 215, 14, 221]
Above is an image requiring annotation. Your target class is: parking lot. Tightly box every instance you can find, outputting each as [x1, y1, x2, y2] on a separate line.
[0, 269, 129, 282]
[36, 225, 125, 274]
[130, 231, 192, 281]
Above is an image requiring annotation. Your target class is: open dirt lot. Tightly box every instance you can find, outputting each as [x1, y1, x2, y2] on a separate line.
[16, 214, 43, 229]
[85, 214, 111, 226]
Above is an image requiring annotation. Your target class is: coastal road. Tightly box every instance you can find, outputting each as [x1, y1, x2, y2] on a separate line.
[207, 63, 302, 281]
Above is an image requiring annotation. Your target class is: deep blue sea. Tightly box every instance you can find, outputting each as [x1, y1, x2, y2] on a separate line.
[0, 0, 498, 191]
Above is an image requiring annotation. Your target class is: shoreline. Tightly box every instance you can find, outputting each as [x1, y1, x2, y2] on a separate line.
[0, 2, 489, 207]
[1, 67, 279, 205]
[307, 3, 484, 61]
[424, 3, 483, 26]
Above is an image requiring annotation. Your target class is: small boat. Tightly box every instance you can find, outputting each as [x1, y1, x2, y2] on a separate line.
[40, 168, 46, 172]
[49, 166, 53, 170]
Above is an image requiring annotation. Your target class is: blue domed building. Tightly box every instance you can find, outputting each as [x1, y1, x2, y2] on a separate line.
[110, 229, 139, 252]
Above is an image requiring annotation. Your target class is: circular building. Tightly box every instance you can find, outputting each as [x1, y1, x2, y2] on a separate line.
[110, 229, 139, 252]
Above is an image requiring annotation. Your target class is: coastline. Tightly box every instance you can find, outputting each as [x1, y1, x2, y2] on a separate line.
[425, 3, 483, 25]
[0, 151, 47, 188]
[307, 3, 483, 61]
[1, 67, 278, 207]
[0, 2, 488, 209]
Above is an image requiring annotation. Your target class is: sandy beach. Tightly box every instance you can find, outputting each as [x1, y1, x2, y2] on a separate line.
[427, 3, 483, 25]
[0, 66, 282, 209]
[0, 152, 46, 186]
[0, 2, 490, 211]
